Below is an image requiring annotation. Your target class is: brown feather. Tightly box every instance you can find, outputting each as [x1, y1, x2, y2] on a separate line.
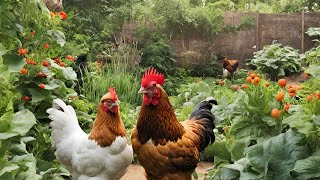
[89, 99, 126, 147]
[223, 58, 239, 74]
[135, 85, 185, 145]
[132, 86, 216, 180]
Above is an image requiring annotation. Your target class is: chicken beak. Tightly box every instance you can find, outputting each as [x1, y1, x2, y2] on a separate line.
[138, 87, 147, 94]
[111, 102, 119, 108]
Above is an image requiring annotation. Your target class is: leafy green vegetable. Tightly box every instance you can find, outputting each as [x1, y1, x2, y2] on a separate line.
[246, 42, 302, 80]
[292, 152, 320, 179]
[0, 109, 36, 140]
[247, 130, 310, 179]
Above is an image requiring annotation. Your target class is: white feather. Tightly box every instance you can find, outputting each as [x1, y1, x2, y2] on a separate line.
[223, 68, 230, 78]
[47, 99, 133, 180]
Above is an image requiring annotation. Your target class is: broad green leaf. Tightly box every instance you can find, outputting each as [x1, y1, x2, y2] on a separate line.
[15, 23, 24, 33]
[0, 109, 36, 139]
[0, 164, 19, 176]
[247, 140, 271, 174]
[50, 60, 77, 81]
[11, 137, 35, 154]
[45, 81, 60, 90]
[305, 65, 320, 79]
[222, 158, 260, 180]
[10, 109, 36, 136]
[292, 152, 320, 179]
[28, 88, 50, 103]
[230, 138, 250, 161]
[62, 67, 77, 81]
[283, 113, 314, 135]
[247, 130, 310, 179]
[206, 140, 231, 162]
[0, 65, 10, 79]
[220, 167, 240, 180]
[12, 154, 41, 180]
[313, 115, 320, 125]
[47, 30, 66, 47]
[0, 140, 9, 159]
[0, 43, 8, 56]
[3, 54, 25, 72]
[230, 116, 274, 140]
[0, 112, 12, 134]
[261, 116, 276, 126]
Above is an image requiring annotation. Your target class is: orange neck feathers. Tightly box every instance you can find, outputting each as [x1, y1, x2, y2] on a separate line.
[89, 104, 126, 147]
[137, 87, 185, 145]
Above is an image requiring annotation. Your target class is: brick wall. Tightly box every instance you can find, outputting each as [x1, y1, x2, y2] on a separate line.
[122, 12, 320, 69]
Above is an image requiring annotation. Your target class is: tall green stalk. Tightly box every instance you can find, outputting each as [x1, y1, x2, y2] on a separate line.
[80, 39, 142, 106]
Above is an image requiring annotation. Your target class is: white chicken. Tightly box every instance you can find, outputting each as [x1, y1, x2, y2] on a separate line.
[46, 87, 133, 180]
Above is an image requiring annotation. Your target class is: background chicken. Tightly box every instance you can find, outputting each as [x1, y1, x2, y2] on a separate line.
[131, 67, 217, 180]
[47, 87, 133, 180]
[222, 57, 239, 78]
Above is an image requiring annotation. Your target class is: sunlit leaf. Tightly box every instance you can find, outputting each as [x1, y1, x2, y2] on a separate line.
[3, 54, 25, 72]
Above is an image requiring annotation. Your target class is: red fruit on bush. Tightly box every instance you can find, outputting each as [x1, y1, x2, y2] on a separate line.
[275, 92, 284, 101]
[271, 109, 280, 119]
[264, 82, 270, 87]
[59, 11, 67, 20]
[233, 85, 238, 91]
[66, 55, 75, 61]
[246, 76, 252, 83]
[42, 61, 49, 67]
[241, 84, 248, 89]
[278, 79, 287, 88]
[18, 47, 28, 56]
[20, 68, 27, 75]
[288, 87, 296, 93]
[253, 77, 260, 85]
[39, 84, 45, 89]
[23, 96, 30, 102]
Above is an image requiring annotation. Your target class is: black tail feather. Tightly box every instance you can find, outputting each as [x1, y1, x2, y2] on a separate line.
[189, 99, 217, 152]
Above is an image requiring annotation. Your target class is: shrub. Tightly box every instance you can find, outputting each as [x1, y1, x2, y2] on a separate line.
[246, 41, 302, 80]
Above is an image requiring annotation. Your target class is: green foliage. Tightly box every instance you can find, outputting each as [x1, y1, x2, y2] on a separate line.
[80, 39, 141, 106]
[306, 27, 320, 38]
[233, 0, 320, 13]
[137, 31, 177, 75]
[246, 42, 302, 80]
[63, 0, 134, 59]
[132, 0, 229, 38]
[222, 16, 255, 32]
[0, 0, 87, 178]
[220, 130, 310, 179]
[292, 151, 320, 179]
[304, 45, 320, 66]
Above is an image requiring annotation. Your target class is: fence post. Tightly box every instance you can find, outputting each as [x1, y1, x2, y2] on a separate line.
[256, 12, 259, 50]
[301, 10, 305, 53]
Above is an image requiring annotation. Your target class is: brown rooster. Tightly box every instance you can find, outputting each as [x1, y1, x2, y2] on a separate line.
[222, 57, 239, 78]
[131, 67, 217, 180]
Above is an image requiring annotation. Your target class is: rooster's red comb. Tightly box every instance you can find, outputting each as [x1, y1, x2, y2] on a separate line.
[141, 67, 165, 87]
[108, 87, 118, 101]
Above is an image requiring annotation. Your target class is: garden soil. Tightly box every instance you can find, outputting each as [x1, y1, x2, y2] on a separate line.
[120, 162, 214, 180]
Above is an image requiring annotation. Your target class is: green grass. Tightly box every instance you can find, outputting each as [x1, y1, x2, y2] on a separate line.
[79, 40, 142, 106]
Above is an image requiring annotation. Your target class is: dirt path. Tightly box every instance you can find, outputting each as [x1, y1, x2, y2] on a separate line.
[121, 162, 214, 180]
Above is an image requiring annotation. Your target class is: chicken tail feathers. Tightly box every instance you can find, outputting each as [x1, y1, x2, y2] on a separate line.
[46, 99, 82, 147]
[189, 99, 217, 152]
